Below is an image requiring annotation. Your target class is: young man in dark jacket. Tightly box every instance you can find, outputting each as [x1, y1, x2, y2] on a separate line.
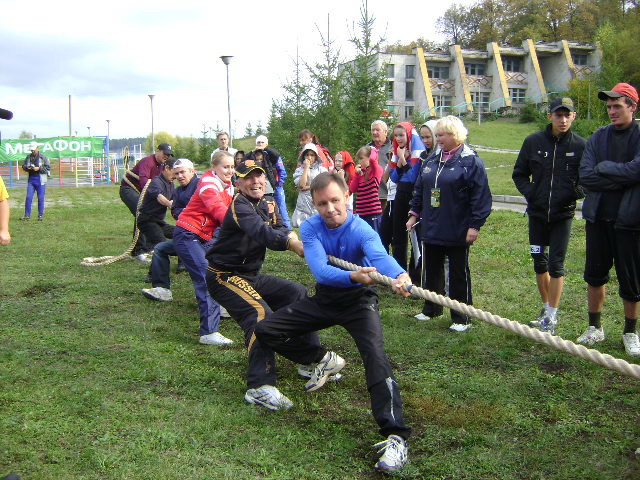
[512, 97, 586, 334]
[136, 158, 176, 249]
[577, 82, 640, 356]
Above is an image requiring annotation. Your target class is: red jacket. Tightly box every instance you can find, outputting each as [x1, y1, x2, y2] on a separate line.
[176, 170, 234, 241]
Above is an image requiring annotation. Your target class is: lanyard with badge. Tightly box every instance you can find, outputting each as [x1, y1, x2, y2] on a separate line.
[431, 151, 446, 208]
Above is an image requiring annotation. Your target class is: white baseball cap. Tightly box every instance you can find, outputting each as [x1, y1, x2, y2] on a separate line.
[173, 158, 194, 169]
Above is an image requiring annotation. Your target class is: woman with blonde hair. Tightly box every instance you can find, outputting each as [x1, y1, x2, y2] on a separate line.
[171, 150, 236, 345]
[406, 116, 492, 332]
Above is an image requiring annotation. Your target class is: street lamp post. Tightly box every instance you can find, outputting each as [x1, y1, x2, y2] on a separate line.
[148, 94, 155, 152]
[87, 126, 91, 137]
[220, 55, 233, 146]
[436, 81, 445, 117]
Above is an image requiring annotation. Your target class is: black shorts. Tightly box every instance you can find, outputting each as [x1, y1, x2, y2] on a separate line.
[584, 221, 640, 302]
[528, 216, 573, 277]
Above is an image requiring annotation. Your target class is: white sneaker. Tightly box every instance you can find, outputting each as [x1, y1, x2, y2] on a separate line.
[297, 364, 343, 382]
[538, 315, 558, 335]
[623, 333, 640, 356]
[576, 326, 606, 346]
[304, 352, 346, 392]
[529, 308, 547, 328]
[374, 435, 408, 472]
[449, 323, 472, 332]
[414, 313, 431, 321]
[219, 306, 231, 318]
[199, 332, 234, 345]
[141, 287, 173, 301]
[134, 253, 152, 263]
[244, 385, 293, 411]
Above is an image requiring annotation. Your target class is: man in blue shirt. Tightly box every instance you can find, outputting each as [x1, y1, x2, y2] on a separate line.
[255, 171, 412, 473]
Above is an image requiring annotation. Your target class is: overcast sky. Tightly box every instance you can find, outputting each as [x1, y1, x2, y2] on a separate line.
[0, 0, 471, 142]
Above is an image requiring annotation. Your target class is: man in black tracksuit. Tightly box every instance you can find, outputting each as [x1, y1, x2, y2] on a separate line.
[205, 160, 315, 410]
[512, 97, 585, 334]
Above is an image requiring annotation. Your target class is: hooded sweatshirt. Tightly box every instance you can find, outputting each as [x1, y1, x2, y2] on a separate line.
[389, 121, 426, 192]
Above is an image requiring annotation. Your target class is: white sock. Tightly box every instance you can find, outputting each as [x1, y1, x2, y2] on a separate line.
[543, 302, 550, 310]
[548, 307, 558, 318]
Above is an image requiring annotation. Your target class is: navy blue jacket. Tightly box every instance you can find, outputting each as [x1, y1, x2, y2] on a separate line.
[409, 144, 492, 246]
[138, 173, 174, 222]
[171, 174, 199, 220]
[579, 121, 640, 230]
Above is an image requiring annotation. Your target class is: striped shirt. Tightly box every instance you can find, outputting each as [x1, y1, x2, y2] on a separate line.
[349, 159, 382, 216]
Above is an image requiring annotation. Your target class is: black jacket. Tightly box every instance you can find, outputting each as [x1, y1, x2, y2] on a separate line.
[512, 124, 586, 222]
[579, 121, 640, 230]
[206, 192, 290, 274]
[246, 148, 280, 191]
[138, 173, 174, 222]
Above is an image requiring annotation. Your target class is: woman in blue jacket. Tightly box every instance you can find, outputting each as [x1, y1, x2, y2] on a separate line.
[406, 116, 492, 332]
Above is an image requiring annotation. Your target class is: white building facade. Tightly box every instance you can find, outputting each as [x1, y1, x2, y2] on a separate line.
[376, 39, 600, 120]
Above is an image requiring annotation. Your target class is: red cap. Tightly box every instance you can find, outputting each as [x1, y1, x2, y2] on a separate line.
[598, 83, 639, 103]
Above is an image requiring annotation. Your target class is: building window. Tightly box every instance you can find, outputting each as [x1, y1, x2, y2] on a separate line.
[387, 64, 395, 78]
[572, 53, 588, 66]
[405, 64, 415, 79]
[434, 95, 452, 115]
[465, 63, 485, 76]
[502, 56, 522, 72]
[405, 106, 414, 119]
[509, 88, 526, 103]
[387, 81, 394, 100]
[405, 81, 414, 101]
[428, 65, 449, 79]
[471, 92, 490, 112]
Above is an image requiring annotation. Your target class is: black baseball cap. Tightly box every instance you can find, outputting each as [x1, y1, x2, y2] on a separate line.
[157, 143, 174, 156]
[235, 159, 265, 177]
[549, 97, 575, 113]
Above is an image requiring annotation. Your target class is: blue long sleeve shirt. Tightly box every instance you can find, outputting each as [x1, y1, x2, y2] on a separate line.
[300, 212, 405, 288]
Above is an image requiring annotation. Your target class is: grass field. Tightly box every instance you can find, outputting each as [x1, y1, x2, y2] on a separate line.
[466, 119, 537, 150]
[1, 184, 639, 480]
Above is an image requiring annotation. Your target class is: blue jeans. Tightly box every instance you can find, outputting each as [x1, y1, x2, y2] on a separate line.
[25, 175, 46, 218]
[150, 240, 176, 289]
[273, 186, 291, 229]
[173, 227, 221, 336]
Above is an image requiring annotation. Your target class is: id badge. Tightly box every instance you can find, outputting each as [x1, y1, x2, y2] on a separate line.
[430, 188, 440, 207]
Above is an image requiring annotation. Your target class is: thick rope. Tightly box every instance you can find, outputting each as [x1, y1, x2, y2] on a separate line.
[327, 255, 640, 380]
[81, 179, 151, 267]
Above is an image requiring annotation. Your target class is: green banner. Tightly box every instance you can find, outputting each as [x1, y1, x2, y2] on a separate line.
[0, 137, 105, 162]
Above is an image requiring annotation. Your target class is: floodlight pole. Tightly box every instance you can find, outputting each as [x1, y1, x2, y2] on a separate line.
[220, 55, 233, 146]
[149, 94, 155, 151]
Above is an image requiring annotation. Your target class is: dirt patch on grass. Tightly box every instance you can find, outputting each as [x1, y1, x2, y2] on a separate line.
[537, 360, 571, 375]
[17, 283, 65, 297]
[407, 393, 504, 428]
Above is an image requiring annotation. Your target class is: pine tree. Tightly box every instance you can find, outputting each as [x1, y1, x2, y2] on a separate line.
[341, 0, 387, 153]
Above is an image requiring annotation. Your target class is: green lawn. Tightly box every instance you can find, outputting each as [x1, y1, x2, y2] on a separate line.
[1, 186, 639, 480]
[466, 118, 538, 150]
[481, 151, 521, 196]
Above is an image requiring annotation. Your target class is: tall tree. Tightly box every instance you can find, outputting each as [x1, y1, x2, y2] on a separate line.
[342, 0, 387, 153]
[436, 3, 473, 46]
[305, 13, 345, 151]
